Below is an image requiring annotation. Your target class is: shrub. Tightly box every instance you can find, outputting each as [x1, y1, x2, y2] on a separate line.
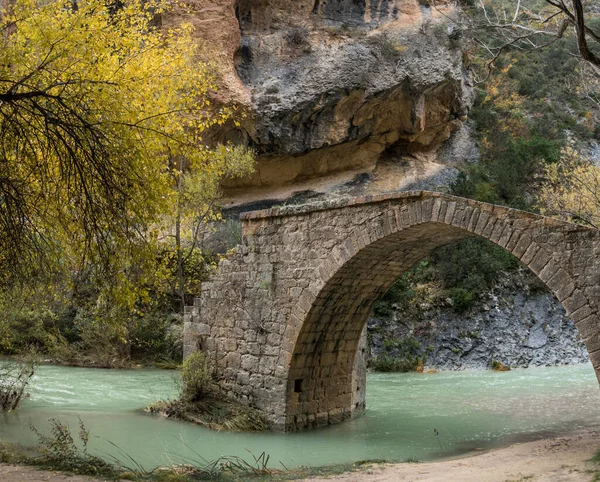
[30, 418, 116, 477]
[370, 336, 425, 372]
[181, 351, 213, 401]
[448, 288, 475, 313]
[0, 358, 35, 412]
[491, 360, 510, 371]
[432, 238, 519, 294]
[0, 306, 60, 354]
[370, 353, 399, 372]
[370, 353, 426, 372]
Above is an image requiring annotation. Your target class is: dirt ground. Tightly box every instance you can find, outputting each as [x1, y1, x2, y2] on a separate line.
[303, 428, 600, 482]
[0, 465, 110, 482]
[1, 428, 599, 482]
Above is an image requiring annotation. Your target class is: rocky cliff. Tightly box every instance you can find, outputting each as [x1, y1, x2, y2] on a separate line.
[368, 269, 589, 370]
[182, 2, 588, 372]
[168, 0, 474, 198]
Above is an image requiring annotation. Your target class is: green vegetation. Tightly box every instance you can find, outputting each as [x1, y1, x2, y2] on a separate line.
[0, 430, 389, 481]
[456, 1, 599, 211]
[29, 418, 117, 478]
[589, 447, 600, 481]
[0, 218, 247, 368]
[147, 351, 267, 432]
[181, 351, 213, 402]
[369, 336, 425, 372]
[490, 360, 511, 371]
[2, 418, 275, 480]
[374, 236, 519, 321]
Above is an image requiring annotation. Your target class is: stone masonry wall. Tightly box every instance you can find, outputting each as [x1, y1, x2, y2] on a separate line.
[184, 191, 600, 431]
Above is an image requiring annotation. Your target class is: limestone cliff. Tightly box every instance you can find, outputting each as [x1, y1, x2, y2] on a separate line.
[169, 0, 474, 197]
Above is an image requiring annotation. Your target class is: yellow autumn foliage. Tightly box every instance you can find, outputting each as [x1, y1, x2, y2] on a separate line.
[538, 143, 600, 229]
[0, 0, 247, 285]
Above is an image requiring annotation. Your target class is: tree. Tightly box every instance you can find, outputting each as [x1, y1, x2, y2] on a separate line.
[538, 142, 600, 228]
[451, 0, 600, 81]
[169, 145, 254, 311]
[0, 0, 234, 286]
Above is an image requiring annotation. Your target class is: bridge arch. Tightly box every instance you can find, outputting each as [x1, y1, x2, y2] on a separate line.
[185, 192, 600, 431]
[282, 195, 597, 430]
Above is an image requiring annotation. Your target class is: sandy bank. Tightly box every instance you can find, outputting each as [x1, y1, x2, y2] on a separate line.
[303, 428, 600, 482]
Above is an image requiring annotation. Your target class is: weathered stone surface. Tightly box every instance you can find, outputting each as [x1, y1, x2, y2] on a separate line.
[193, 0, 474, 189]
[368, 269, 589, 371]
[185, 191, 600, 431]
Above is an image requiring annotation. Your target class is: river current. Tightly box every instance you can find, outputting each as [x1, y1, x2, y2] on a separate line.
[1, 363, 599, 470]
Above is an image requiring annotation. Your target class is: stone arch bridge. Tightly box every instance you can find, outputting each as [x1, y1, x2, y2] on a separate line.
[183, 191, 600, 431]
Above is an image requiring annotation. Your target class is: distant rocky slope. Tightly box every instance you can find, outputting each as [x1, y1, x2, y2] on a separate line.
[368, 269, 589, 370]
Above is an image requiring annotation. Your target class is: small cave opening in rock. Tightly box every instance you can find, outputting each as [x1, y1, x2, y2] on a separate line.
[379, 137, 411, 163]
[234, 44, 253, 71]
[311, 0, 320, 14]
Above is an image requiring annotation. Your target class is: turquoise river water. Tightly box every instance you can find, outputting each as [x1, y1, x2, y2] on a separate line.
[1, 363, 600, 470]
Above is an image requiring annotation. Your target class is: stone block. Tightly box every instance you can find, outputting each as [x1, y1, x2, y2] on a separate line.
[571, 304, 595, 324]
[241, 354, 259, 371]
[474, 211, 490, 235]
[481, 218, 497, 238]
[563, 289, 587, 315]
[431, 198, 442, 222]
[576, 315, 600, 339]
[584, 332, 600, 354]
[512, 233, 532, 259]
[489, 221, 505, 244]
[467, 209, 481, 232]
[520, 243, 540, 265]
[547, 269, 575, 301]
[538, 259, 560, 284]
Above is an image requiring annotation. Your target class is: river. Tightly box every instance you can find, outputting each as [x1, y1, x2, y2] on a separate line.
[1, 363, 599, 470]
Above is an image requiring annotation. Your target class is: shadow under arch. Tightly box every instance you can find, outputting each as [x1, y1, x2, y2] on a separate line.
[282, 194, 600, 431]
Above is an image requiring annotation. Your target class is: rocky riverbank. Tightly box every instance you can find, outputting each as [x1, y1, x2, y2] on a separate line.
[369, 268, 589, 371]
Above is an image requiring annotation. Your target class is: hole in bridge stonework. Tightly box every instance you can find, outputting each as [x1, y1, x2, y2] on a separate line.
[294, 379, 304, 393]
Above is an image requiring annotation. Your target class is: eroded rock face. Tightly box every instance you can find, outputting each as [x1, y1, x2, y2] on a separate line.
[174, 0, 473, 190]
[233, 1, 472, 187]
[369, 270, 590, 370]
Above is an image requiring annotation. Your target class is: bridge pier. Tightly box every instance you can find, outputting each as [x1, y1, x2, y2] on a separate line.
[184, 191, 600, 431]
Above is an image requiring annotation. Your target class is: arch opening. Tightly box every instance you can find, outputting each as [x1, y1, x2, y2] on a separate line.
[284, 214, 593, 431]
